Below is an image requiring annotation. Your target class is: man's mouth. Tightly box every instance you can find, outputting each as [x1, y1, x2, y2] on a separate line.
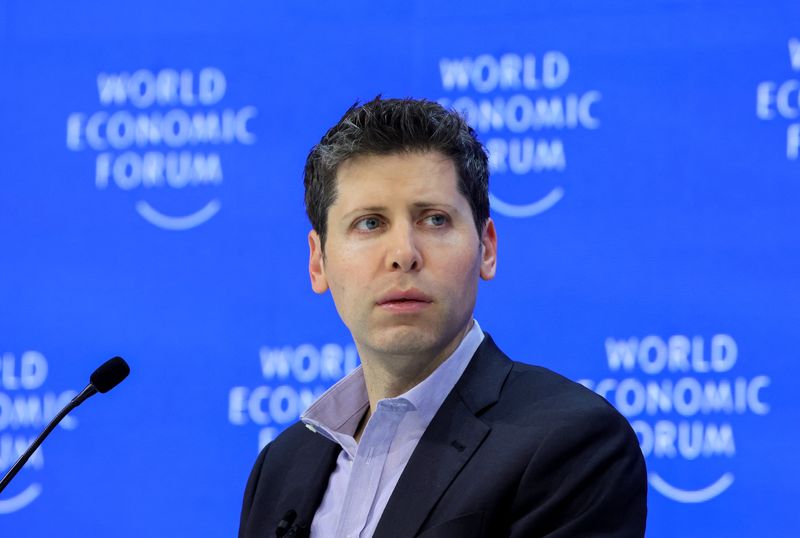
[378, 288, 432, 303]
[377, 289, 433, 312]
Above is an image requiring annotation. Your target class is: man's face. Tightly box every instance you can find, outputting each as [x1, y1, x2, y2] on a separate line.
[307, 151, 497, 364]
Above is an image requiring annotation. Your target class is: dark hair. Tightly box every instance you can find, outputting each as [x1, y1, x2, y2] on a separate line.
[303, 96, 490, 248]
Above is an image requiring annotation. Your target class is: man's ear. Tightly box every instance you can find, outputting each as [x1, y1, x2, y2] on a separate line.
[308, 230, 329, 293]
[479, 218, 498, 281]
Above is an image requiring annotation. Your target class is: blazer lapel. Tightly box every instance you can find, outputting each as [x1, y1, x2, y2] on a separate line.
[373, 335, 513, 538]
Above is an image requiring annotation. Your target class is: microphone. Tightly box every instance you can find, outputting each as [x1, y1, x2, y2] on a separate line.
[0, 356, 130, 494]
[275, 509, 309, 538]
[276, 509, 297, 537]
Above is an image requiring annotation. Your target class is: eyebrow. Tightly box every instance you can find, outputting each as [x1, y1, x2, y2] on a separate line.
[341, 202, 460, 221]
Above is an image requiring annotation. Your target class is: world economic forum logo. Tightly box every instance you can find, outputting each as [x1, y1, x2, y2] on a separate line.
[66, 67, 257, 231]
[0, 351, 78, 514]
[436, 52, 601, 218]
[756, 37, 800, 162]
[580, 333, 770, 503]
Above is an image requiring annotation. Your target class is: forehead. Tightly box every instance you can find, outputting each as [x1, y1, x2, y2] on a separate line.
[332, 151, 464, 209]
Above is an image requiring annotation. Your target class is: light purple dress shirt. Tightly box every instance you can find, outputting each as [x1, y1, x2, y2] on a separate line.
[300, 321, 485, 538]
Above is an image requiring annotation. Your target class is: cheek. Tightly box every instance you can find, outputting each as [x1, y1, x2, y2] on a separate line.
[434, 247, 482, 294]
[446, 241, 483, 272]
[324, 252, 372, 308]
[329, 237, 377, 263]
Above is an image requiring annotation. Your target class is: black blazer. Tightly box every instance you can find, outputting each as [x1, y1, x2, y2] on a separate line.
[239, 335, 647, 537]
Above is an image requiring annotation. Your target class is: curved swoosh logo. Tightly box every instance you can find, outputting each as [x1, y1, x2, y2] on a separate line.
[649, 472, 734, 503]
[489, 187, 564, 218]
[135, 199, 221, 231]
[0, 483, 42, 514]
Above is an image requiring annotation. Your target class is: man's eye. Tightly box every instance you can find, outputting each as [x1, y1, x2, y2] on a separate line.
[355, 217, 381, 231]
[424, 214, 448, 226]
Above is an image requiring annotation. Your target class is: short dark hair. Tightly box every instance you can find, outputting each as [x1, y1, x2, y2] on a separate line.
[303, 96, 490, 248]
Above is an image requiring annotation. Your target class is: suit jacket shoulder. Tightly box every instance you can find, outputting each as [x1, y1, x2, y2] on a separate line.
[239, 422, 339, 538]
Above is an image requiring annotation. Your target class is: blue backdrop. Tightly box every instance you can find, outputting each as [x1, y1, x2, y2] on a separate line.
[1, 1, 798, 536]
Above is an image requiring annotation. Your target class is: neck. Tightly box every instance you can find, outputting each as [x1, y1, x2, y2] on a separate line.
[357, 320, 473, 415]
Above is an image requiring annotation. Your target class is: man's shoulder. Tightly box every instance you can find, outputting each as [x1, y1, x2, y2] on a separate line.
[240, 421, 340, 537]
[471, 335, 612, 412]
[505, 360, 608, 411]
[243, 421, 338, 501]
[491, 362, 647, 535]
[477, 349, 633, 435]
[477, 355, 646, 497]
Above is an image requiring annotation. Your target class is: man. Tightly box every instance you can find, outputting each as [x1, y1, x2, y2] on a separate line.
[239, 97, 647, 537]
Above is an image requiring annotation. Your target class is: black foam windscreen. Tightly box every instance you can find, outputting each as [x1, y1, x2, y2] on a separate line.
[89, 356, 130, 393]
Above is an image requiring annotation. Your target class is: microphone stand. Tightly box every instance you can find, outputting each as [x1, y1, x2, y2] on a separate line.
[0, 384, 98, 494]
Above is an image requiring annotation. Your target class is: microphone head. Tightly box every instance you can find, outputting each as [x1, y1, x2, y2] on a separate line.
[90, 356, 130, 393]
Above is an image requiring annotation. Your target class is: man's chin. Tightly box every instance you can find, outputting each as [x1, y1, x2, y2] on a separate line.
[366, 326, 439, 357]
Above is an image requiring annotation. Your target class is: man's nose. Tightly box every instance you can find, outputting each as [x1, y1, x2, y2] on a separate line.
[386, 223, 422, 272]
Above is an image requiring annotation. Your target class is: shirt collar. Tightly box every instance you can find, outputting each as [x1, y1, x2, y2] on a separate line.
[301, 320, 485, 445]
